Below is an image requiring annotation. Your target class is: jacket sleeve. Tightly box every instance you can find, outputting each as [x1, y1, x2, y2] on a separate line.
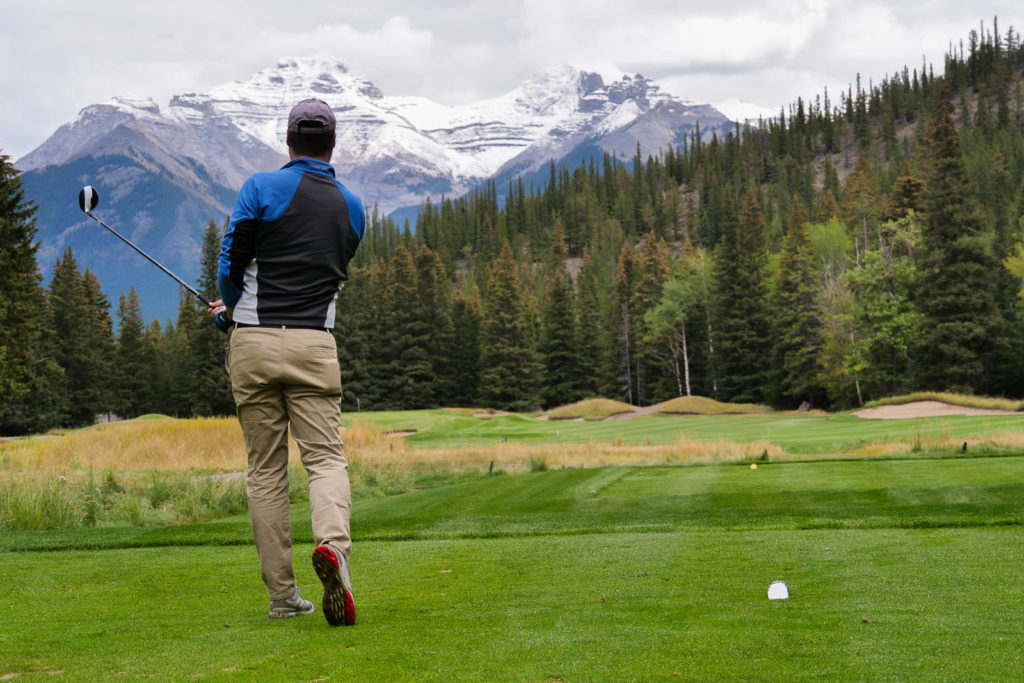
[219, 177, 260, 308]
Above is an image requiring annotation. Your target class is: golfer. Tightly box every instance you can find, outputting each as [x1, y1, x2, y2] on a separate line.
[210, 98, 364, 626]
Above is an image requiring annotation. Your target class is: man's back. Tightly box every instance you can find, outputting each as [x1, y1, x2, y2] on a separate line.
[218, 157, 365, 329]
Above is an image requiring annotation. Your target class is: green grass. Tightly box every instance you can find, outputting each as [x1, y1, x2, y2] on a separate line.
[3, 454, 1024, 679]
[344, 408, 1024, 453]
[4, 530, 1022, 680]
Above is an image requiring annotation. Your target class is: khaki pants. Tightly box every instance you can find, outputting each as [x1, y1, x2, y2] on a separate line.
[228, 326, 352, 600]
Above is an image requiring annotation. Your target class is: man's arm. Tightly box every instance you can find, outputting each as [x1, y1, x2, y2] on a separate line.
[219, 177, 261, 310]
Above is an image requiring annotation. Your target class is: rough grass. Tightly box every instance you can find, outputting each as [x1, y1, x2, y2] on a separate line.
[0, 416, 245, 472]
[9, 399, 1024, 530]
[354, 438, 786, 474]
[658, 395, 774, 415]
[0, 468, 251, 530]
[0, 417, 413, 530]
[543, 398, 636, 420]
[0, 416, 396, 474]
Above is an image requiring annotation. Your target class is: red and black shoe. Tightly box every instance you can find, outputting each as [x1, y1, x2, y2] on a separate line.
[312, 543, 356, 626]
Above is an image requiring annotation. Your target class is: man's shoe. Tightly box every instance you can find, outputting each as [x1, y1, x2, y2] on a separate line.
[268, 589, 315, 619]
[312, 543, 355, 626]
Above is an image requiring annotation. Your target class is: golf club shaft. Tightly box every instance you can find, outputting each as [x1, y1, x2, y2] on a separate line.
[84, 210, 211, 307]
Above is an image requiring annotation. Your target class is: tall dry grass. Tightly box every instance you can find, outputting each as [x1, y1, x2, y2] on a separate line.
[7, 411, 1024, 482]
[0, 417, 400, 529]
[0, 416, 405, 476]
[2, 417, 246, 473]
[349, 438, 786, 473]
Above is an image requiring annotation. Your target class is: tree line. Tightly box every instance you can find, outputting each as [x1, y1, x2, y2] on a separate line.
[2, 19, 1024, 432]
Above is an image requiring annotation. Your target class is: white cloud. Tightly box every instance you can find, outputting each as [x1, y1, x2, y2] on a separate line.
[1, 0, 1022, 160]
[513, 0, 832, 66]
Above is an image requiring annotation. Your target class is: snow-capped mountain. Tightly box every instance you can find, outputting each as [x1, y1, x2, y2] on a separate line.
[17, 57, 733, 321]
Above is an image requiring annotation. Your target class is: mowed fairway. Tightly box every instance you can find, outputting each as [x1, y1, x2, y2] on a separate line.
[347, 408, 1024, 453]
[3, 452, 1024, 680]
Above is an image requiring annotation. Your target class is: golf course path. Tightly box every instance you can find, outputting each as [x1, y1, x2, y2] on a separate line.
[853, 400, 1021, 419]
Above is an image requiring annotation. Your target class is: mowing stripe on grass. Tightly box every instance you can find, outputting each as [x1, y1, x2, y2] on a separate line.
[4, 456, 1024, 678]
[346, 409, 1024, 453]
[5, 455, 1024, 552]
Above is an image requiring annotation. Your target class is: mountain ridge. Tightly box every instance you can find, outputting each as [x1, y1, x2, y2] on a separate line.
[18, 57, 735, 322]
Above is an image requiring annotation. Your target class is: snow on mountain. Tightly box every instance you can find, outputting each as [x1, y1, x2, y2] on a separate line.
[18, 96, 159, 171]
[19, 57, 730, 211]
[16, 57, 733, 322]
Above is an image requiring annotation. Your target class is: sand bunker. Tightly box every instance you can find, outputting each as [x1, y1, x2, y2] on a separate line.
[852, 400, 1020, 419]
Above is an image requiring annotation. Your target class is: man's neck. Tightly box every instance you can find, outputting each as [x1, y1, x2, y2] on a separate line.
[289, 152, 332, 163]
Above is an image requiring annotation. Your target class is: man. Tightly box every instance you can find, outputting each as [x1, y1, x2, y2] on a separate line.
[210, 98, 364, 626]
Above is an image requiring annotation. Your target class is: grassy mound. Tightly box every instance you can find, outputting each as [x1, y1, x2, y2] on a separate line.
[863, 392, 1024, 412]
[543, 398, 636, 421]
[658, 395, 773, 415]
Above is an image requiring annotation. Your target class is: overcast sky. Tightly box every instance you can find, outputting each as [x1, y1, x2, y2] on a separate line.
[2, 1, 1021, 161]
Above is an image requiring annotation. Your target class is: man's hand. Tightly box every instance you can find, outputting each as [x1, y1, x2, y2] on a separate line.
[209, 299, 233, 333]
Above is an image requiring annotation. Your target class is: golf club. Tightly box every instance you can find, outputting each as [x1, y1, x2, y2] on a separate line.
[77, 186, 230, 331]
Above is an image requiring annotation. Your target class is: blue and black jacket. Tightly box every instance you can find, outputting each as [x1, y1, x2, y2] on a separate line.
[218, 157, 365, 329]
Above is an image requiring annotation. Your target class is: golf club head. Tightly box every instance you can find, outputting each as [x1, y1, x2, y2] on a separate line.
[78, 186, 99, 213]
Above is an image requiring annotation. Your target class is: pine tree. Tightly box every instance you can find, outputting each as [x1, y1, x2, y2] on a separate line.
[0, 153, 45, 425]
[613, 243, 640, 404]
[115, 286, 151, 418]
[479, 242, 539, 410]
[82, 269, 117, 419]
[0, 288, 66, 434]
[382, 244, 436, 409]
[770, 198, 825, 407]
[145, 319, 176, 416]
[450, 288, 482, 406]
[816, 189, 841, 224]
[414, 244, 457, 405]
[913, 85, 1008, 393]
[888, 162, 927, 220]
[539, 262, 582, 408]
[362, 260, 395, 408]
[46, 251, 82, 424]
[185, 219, 234, 416]
[0, 155, 68, 432]
[575, 247, 609, 398]
[634, 234, 671, 402]
[171, 289, 198, 415]
[713, 189, 773, 404]
[335, 265, 380, 411]
[50, 251, 116, 426]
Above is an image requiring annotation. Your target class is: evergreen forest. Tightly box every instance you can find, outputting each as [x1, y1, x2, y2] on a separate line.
[3, 20, 1024, 433]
